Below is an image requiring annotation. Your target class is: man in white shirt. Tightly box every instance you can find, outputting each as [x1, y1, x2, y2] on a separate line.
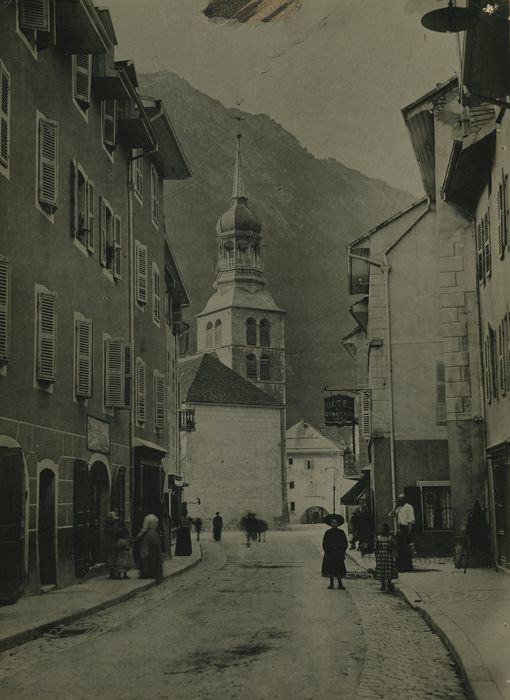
[389, 493, 415, 571]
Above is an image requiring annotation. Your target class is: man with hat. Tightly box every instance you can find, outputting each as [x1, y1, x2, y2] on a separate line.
[321, 513, 348, 589]
[389, 493, 415, 571]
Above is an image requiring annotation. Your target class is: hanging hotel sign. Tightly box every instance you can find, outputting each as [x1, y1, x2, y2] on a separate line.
[324, 394, 355, 426]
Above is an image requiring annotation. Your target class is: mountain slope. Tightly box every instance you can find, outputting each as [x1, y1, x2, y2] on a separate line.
[140, 71, 414, 427]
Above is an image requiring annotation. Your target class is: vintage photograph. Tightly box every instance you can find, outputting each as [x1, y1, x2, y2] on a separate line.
[0, 0, 509, 698]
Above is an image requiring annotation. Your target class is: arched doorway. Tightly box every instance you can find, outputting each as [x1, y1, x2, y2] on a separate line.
[38, 469, 56, 586]
[301, 506, 328, 524]
[89, 461, 110, 564]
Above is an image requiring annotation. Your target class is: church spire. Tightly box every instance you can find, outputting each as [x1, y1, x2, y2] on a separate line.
[231, 133, 247, 203]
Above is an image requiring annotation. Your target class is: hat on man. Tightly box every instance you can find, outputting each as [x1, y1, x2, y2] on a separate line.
[324, 513, 345, 526]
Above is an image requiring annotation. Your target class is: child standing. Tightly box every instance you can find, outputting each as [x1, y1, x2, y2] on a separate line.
[374, 522, 398, 592]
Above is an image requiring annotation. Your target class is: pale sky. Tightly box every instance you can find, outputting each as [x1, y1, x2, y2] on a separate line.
[104, 0, 458, 195]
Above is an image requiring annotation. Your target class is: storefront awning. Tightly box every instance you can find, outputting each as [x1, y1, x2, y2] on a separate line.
[134, 438, 167, 454]
[340, 474, 369, 506]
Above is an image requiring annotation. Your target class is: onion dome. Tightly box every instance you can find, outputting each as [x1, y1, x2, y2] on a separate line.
[216, 134, 262, 235]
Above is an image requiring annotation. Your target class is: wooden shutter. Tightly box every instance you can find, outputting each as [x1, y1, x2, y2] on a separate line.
[476, 221, 484, 284]
[100, 197, 111, 267]
[361, 390, 371, 438]
[0, 256, 11, 363]
[113, 215, 122, 279]
[105, 338, 126, 407]
[87, 180, 95, 252]
[499, 323, 506, 395]
[154, 372, 165, 430]
[151, 165, 159, 225]
[0, 63, 10, 169]
[483, 211, 491, 279]
[135, 241, 147, 304]
[74, 55, 90, 104]
[75, 318, 92, 398]
[37, 291, 57, 382]
[136, 358, 146, 423]
[38, 118, 58, 209]
[102, 100, 116, 149]
[19, 0, 50, 31]
[124, 343, 132, 409]
[436, 361, 447, 424]
[152, 265, 160, 322]
[484, 336, 491, 404]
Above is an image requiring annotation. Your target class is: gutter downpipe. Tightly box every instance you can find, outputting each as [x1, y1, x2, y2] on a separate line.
[127, 158, 136, 533]
[349, 197, 432, 524]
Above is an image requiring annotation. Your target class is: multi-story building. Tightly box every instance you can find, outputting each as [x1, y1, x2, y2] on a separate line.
[0, 1, 190, 603]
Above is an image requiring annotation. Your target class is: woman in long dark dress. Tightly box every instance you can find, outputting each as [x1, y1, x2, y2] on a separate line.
[322, 514, 348, 590]
[136, 514, 163, 583]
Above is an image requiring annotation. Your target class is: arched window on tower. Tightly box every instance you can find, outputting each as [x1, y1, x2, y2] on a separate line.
[260, 319, 270, 347]
[260, 354, 271, 381]
[246, 353, 257, 380]
[215, 319, 222, 346]
[246, 317, 257, 346]
[206, 321, 213, 348]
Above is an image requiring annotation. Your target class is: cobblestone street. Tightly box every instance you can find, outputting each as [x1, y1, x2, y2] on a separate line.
[0, 528, 467, 700]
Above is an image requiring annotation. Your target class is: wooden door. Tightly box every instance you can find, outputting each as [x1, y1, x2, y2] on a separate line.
[73, 459, 91, 577]
[0, 448, 26, 604]
[38, 469, 56, 585]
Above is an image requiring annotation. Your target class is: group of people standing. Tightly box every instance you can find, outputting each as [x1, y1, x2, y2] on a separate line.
[104, 512, 164, 583]
[322, 493, 417, 592]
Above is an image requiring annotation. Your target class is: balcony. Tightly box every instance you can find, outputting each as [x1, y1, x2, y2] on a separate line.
[217, 255, 264, 273]
[179, 409, 196, 432]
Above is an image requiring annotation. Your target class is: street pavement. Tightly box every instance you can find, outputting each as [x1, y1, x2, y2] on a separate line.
[0, 527, 467, 700]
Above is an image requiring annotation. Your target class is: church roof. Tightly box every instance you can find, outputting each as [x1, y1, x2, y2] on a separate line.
[197, 285, 285, 317]
[179, 352, 281, 407]
[286, 420, 344, 454]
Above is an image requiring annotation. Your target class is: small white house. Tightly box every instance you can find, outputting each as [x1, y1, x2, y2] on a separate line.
[286, 420, 350, 524]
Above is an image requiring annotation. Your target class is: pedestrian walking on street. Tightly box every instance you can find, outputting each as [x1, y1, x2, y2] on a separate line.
[175, 511, 193, 556]
[212, 512, 223, 541]
[321, 514, 348, 590]
[389, 492, 415, 572]
[373, 522, 398, 592]
[136, 514, 163, 583]
[192, 517, 202, 542]
[104, 512, 132, 580]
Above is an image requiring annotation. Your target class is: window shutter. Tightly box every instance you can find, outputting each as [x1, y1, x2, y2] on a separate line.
[152, 265, 160, 322]
[498, 182, 505, 259]
[436, 361, 447, 424]
[0, 257, 11, 363]
[484, 337, 491, 404]
[105, 338, 124, 407]
[75, 318, 92, 398]
[87, 180, 95, 252]
[19, 0, 50, 31]
[136, 358, 146, 423]
[503, 171, 508, 256]
[0, 63, 10, 169]
[505, 313, 510, 392]
[102, 100, 116, 149]
[499, 323, 506, 395]
[124, 343, 132, 409]
[151, 166, 159, 225]
[135, 241, 147, 304]
[476, 221, 484, 284]
[74, 55, 90, 104]
[154, 372, 165, 430]
[361, 390, 371, 438]
[100, 197, 107, 266]
[37, 291, 57, 382]
[113, 215, 122, 279]
[38, 118, 58, 209]
[484, 211, 491, 279]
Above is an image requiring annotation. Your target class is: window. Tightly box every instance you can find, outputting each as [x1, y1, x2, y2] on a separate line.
[260, 354, 271, 381]
[260, 318, 270, 346]
[73, 161, 88, 246]
[18, 0, 53, 50]
[135, 241, 148, 304]
[306, 460, 313, 470]
[436, 361, 447, 425]
[0, 255, 11, 365]
[36, 290, 57, 382]
[75, 317, 92, 398]
[100, 203, 121, 276]
[104, 338, 130, 408]
[0, 61, 10, 174]
[102, 100, 117, 152]
[421, 485, 453, 530]
[288, 458, 293, 465]
[498, 171, 508, 260]
[505, 313, 510, 394]
[154, 370, 165, 430]
[246, 353, 257, 379]
[73, 54, 91, 111]
[477, 210, 491, 284]
[152, 263, 160, 324]
[150, 164, 159, 227]
[38, 115, 58, 213]
[246, 317, 257, 346]
[498, 322, 506, 395]
[485, 326, 498, 403]
[132, 149, 143, 201]
[290, 501, 295, 513]
[214, 319, 222, 346]
[136, 357, 146, 423]
[289, 481, 295, 489]
[112, 215, 122, 279]
[206, 321, 213, 348]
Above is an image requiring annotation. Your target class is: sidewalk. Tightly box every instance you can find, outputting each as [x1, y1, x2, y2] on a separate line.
[0, 545, 202, 654]
[347, 549, 510, 700]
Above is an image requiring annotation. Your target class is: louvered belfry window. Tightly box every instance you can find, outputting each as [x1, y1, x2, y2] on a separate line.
[136, 357, 146, 423]
[37, 291, 57, 382]
[75, 318, 93, 398]
[102, 100, 117, 150]
[0, 62, 10, 170]
[0, 256, 11, 364]
[38, 117, 58, 211]
[154, 371, 165, 430]
[73, 55, 91, 108]
[135, 241, 148, 304]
